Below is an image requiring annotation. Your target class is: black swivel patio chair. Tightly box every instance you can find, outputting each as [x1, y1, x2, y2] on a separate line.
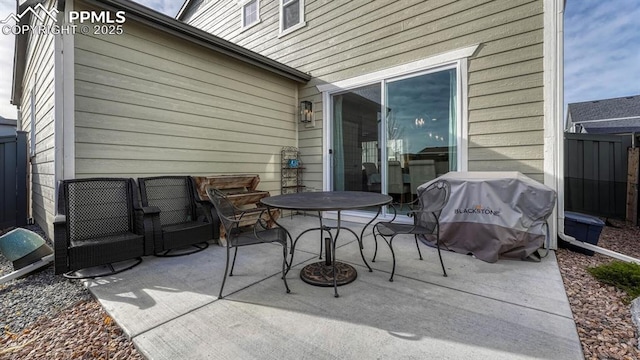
[54, 178, 157, 278]
[372, 179, 450, 282]
[206, 187, 290, 298]
[138, 176, 214, 256]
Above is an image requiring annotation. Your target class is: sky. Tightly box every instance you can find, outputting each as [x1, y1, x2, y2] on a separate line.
[564, 0, 640, 109]
[0, 0, 638, 120]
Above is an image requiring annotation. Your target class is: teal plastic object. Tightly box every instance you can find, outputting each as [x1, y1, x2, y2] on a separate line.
[0, 228, 49, 261]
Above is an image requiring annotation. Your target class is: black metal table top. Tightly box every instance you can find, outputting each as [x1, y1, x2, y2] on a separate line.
[261, 191, 392, 211]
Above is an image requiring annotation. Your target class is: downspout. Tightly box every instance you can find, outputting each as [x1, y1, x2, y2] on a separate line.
[53, 0, 65, 212]
[54, 0, 74, 185]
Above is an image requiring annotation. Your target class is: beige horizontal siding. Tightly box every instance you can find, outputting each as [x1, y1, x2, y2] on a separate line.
[468, 159, 543, 175]
[468, 145, 543, 161]
[74, 5, 300, 195]
[469, 73, 543, 98]
[470, 130, 544, 147]
[186, 0, 546, 183]
[470, 102, 544, 122]
[469, 58, 543, 84]
[469, 117, 543, 134]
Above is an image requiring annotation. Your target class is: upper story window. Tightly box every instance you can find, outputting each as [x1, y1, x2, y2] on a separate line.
[279, 0, 305, 36]
[241, 0, 260, 29]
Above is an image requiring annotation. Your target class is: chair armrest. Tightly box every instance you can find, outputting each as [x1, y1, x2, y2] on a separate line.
[386, 203, 399, 222]
[141, 206, 160, 215]
[253, 208, 270, 230]
[134, 206, 161, 255]
[239, 207, 267, 219]
[53, 215, 69, 274]
[193, 199, 210, 222]
[195, 198, 209, 206]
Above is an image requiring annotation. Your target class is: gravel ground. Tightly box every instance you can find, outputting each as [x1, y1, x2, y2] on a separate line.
[0, 226, 142, 359]
[2, 221, 640, 359]
[556, 218, 640, 360]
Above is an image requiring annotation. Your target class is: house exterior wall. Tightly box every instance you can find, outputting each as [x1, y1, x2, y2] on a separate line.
[183, 0, 546, 189]
[17, 0, 58, 237]
[72, 2, 300, 194]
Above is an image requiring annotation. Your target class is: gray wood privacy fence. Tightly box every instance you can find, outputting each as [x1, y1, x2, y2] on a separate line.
[0, 132, 28, 229]
[564, 133, 631, 219]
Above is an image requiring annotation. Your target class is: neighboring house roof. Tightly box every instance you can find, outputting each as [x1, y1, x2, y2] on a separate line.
[0, 116, 18, 127]
[566, 95, 640, 134]
[12, 0, 311, 106]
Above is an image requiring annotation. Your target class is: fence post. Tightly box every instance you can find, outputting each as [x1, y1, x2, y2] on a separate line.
[626, 147, 639, 224]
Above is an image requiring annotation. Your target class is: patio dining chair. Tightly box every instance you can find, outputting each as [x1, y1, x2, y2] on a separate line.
[54, 178, 156, 278]
[138, 176, 214, 256]
[388, 161, 410, 205]
[408, 159, 436, 202]
[372, 179, 450, 282]
[206, 187, 290, 298]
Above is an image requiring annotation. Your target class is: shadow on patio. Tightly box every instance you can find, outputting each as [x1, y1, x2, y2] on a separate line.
[83, 215, 583, 360]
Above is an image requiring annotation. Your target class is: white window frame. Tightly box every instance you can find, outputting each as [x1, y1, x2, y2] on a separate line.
[240, 0, 260, 31]
[278, 0, 305, 37]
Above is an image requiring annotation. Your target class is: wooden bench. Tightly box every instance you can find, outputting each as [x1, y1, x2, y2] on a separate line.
[193, 175, 280, 245]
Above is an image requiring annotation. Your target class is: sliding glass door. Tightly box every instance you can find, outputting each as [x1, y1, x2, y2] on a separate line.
[385, 68, 457, 203]
[331, 66, 458, 212]
[332, 84, 381, 193]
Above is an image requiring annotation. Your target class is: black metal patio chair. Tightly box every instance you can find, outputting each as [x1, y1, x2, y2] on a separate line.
[54, 178, 157, 278]
[372, 179, 450, 281]
[206, 187, 290, 298]
[138, 176, 214, 256]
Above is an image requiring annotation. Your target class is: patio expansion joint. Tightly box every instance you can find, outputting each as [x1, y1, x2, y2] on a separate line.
[392, 271, 576, 321]
[291, 234, 571, 320]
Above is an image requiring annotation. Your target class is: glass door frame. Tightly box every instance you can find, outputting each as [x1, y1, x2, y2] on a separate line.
[318, 46, 476, 223]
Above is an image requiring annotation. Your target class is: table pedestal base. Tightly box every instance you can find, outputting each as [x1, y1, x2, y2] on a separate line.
[300, 261, 357, 287]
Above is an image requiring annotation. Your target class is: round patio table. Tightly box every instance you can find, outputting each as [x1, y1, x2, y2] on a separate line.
[261, 191, 392, 297]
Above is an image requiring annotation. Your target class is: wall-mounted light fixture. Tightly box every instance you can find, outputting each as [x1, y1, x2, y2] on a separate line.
[300, 100, 313, 123]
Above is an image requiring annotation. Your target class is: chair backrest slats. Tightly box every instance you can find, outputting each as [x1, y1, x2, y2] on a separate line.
[388, 161, 405, 194]
[409, 160, 436, 196]
[64, 179, 134, 242]
[205, 187, 239, 234]
[416, 180, 451, 232]
[139, 177, 194, 226]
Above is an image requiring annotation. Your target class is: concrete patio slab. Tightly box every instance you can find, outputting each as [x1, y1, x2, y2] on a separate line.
[85, 215, 583, 359]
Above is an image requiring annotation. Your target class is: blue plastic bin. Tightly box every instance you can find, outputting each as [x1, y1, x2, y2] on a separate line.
[562, 211, 605, 256]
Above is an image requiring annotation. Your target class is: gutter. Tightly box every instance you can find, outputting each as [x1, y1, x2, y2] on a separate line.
[84, 0, 311, 84]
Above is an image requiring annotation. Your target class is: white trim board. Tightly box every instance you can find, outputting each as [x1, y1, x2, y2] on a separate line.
[316, 44, 480, 93]
[543, 0, 565, 249]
